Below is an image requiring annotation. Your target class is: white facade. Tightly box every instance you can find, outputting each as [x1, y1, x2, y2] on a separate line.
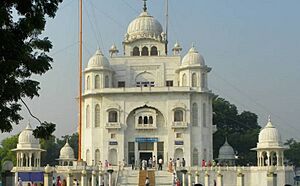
[80, 7, 216, 167]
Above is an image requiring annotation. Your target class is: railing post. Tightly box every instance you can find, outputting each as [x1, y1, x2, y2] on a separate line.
[236, 168, 244, 186]
[216, 170, 223, 186]
[204, 171, 210, 186]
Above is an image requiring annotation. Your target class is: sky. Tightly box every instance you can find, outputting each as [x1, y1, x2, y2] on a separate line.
[2, 0, 300, 142]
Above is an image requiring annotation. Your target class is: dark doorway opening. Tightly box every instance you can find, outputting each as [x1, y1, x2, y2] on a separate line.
[140, 152, 152, 162]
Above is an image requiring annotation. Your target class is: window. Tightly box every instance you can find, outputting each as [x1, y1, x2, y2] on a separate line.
[104, 76, 109, 88]
[95, 149, 100, 164]
[111, 133, 116, 139]
[138, 116, 143, 124]
[149, 116, 153, 124]
[182, 73, 187, 86]
[201, 73, 205, 88]
[141, 46, 149, 56]
[174, 110, 183, 122]
[193, 148, 199, 166]
[118, 81, 125, 87]
[95, 104, 100, 127]
[133, 46, 140, 56]
[86, 105, 90, 128]
[86, 76, 90, 90]
[192, 103, 198, 126]
[192, 73, 197, 87]
[202, 103, 206, 127]
[86, 149, 90, 165]
[95, 75, 100, 89]
[150, 46, 158, 56]
[108, 111, 118, 122]
[166, 80, 173, 87]
[176, 133, 183, 139]
[136, 81, 155, 87]
[144, 116, 148, 124]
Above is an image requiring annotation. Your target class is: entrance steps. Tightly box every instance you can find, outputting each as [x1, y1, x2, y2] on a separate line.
[138, 170, 155, 186]
[155, 170, 173, 185]
[117, 169, 139, 186]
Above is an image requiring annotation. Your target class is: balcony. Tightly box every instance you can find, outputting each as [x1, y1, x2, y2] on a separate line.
[172, 121, 188, 129]
[105, 122, 121, 129]
[135, 124, 157, 130]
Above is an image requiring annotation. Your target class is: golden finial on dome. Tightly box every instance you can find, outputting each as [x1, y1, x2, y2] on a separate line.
[143, 0, 147, 12]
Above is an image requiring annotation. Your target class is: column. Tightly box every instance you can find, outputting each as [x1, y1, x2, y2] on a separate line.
[81, 169, 87, 186]
[195, 171, 200, 184]
[44, 165, 53, 186]
[187, 172, 192, 186]
[107, 169, 114, 186]
[237, 169, 244, 186]
[92, 170, 97, 186]
[29, 153, 32, 167]
[154, 142, 157, 160]
[99, 170, 103, 186]
[66, 171, 73, 186]
[267, 168, 277, 186]
[135, 142, 139, 167]
[216, 171, 223, 186]
[181, 169, 187, 186]
[267, 152, 270, 166]
[204, 171, 210, 186]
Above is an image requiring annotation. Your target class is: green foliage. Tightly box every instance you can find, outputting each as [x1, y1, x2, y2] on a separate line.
[213, 97, 261, 165]
[0, 135, 18, 173]
[0, 0, 62, 138]
[284, 138, 300, 166]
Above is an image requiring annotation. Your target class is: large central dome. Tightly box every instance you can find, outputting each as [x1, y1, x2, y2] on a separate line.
[126, 11, 163, 42]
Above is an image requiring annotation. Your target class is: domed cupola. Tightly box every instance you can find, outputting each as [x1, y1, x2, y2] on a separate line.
[86, 49, 110, 69]
[181, 46, 205, 67]
[125, 11, 163, 43]
[257, 117, 282, 148]
[17, 123, 40, 149]
[57, 139, 76, 166]
[217, 138, 236, 165]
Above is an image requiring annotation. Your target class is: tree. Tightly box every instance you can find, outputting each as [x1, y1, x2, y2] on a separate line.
[0, 135, 18, 173]
[284, 138, 300, 166]
[213, 97, 261, 165]
[0, 0, 62, 138]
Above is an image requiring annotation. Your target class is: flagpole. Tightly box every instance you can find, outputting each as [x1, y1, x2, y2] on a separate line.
[78, 0, 83, 160]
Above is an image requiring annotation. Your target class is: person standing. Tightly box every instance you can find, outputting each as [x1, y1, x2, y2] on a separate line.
[158, 158, 163, 170]
[176, 178, 181, 186]
[176, 158, 180, 169]
[148, 157, 152, 168]
[17, 177, 23, 186]
[152, 156, 156, 169]
[145, 177, 150, 186]
[182, 158, 186, 167]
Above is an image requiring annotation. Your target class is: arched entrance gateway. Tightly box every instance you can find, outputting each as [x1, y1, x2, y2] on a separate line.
[108, 149, 118, 165]
[124, 105, 167, 166]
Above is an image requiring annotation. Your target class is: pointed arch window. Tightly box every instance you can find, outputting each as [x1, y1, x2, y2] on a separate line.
[149, 116, 153, 124]
[86, 76, 90, 90]
[193, 148, 199, 166]
[104, 75, 109, 88]
[95, 75, 100, 89]
[150, 46, 158, 56]
[182, 73, 187, 86]
[133, 46, 140, 56]
[95, 104, 100, 127]
[202, 103, 206, 127]
[141, 46, 149, 56]
[201, 73, 205, 88]
[144, 116, 148, 124]
[86, 105, 90, 128]
[95, 149, 100, 165]
[192, 73, 197, 87]
[138, 116, 143, 124]
[86, 149, 90, 165]
[192, 103, 198, 126]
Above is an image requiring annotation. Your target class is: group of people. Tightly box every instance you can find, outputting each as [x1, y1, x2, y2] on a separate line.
[168, 158, 186, 172]
[138, 156, 164, 171]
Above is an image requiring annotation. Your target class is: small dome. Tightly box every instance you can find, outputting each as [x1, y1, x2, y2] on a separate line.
[87, 49, 110, 68]
[181, 46, 205, 66]
[18, 123, 39, 146]
[59, 140, 75, 160]
[126, 11, 163, 41]
[218, 139, 235, 160]
[258, 118, 282, 145]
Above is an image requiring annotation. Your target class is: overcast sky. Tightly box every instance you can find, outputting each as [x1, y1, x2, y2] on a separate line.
[2, 0, 300, 142]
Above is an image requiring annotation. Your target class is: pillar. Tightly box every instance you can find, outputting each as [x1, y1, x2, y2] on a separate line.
[267, 167, 277, 186]
[195, 171, 200, 184]
[107, 169, 114, 186]
[188, 172, 192, 186]
[29, 153, 32, 167]
[99, 170, 103, 186]
[66, 171, 73, 186]
[92, 170, 97, 186]
[204, 171, 210, 186]
[44, 165, 53, 186]
[267, 151, 270, 166]
[181, 169, 187, 186]
[81, 169, 87, 186]
[216, 171, 223, 186]
[237, 168, 244, 186]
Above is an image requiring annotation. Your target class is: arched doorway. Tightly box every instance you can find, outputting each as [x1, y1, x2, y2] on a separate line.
[174, 148, 184, 159]
[108, 149, 117, 165]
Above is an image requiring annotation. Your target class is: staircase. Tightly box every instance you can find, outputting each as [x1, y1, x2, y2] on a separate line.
[138, 170, 155, 186]
[117, 169, 139, 186]
[155, 170, 174, 186]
